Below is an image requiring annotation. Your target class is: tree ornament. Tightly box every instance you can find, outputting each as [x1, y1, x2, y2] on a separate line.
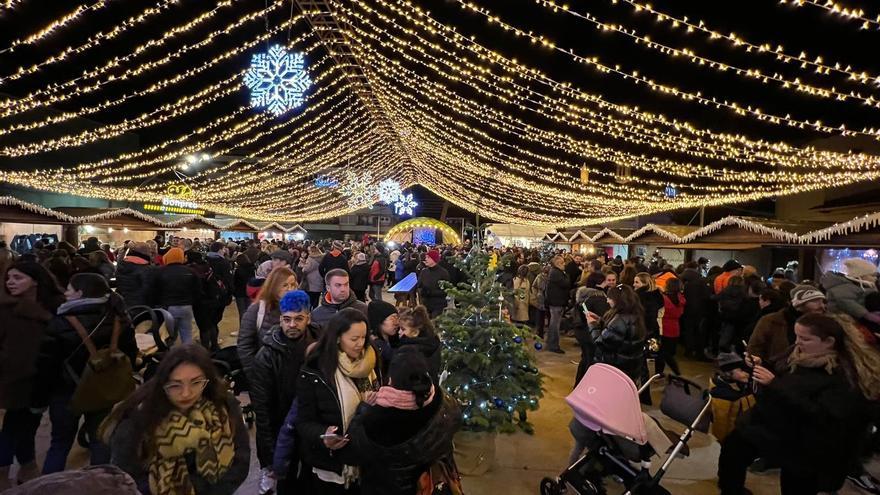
[513, 335, 523, 344]
[534, 342, 543, 351]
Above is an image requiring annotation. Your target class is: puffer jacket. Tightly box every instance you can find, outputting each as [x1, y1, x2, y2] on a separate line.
[115, 254, 155, 308]
[589, 313, 645, 382]
[300, 255, 324, 293]
[236, 301, 281, 372]
[418, 265, 450, 313]
[153, 263, 201, 307]
[661, 294, 686, 338]
[821, 271, 877, 320]
[0, 292, 56, 409]
[397, 334, 442, 380]
[347, 391, 461, 495]
[232, 253, 256, 298]
[636, 287, 663, 337]
[250, 324, 319, 467]
[319, 249, 349, 277]
[294, 347, 383, 475]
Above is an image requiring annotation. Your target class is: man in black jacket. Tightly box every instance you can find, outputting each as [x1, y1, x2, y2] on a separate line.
[197, 242, 234, 351]
[319, 240, 349, 277]
[545, 255, 571, 354]
[418, 250, 450, 318]
[114, 241, 154, 309]
[251, 290, 319, 493]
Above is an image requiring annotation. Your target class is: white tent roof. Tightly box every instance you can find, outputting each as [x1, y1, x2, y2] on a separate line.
[485, 223, 554, 238]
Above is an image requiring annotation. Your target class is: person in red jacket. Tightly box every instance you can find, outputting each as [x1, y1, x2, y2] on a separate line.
[659, 277, 686, 375]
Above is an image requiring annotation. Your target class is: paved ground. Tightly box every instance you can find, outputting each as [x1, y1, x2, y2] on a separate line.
[5, 292, 878, 494]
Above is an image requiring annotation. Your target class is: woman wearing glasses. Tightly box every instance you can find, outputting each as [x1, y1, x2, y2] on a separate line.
[101, 344, 250, 495]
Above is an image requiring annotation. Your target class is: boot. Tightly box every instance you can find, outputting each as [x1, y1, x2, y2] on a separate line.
[16, 461, 39, 485]
[0, 465, 12, 492]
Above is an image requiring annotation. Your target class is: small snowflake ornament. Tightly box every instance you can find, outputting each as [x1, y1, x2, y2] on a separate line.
[378, 179, 402, 204]
[244, 44, 312, 116]
[341, 170, 377, 209]
[394, 192, 418, 216]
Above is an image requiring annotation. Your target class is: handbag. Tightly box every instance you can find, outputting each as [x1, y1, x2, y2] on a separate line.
[660, 375, 710, 433]
[418, 455, 464, 495]
[64, 314, 135, 414]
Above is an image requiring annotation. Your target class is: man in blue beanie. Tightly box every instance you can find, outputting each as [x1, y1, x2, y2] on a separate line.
[251, 290, 320, 493]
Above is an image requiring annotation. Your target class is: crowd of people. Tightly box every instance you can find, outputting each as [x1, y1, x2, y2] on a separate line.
[1, 233, 880, 494]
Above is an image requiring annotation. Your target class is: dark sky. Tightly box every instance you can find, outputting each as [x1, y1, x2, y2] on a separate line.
[0, 0, 878, 222]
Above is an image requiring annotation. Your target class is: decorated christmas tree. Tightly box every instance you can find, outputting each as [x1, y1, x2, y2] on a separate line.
[437, 247, 544, 434]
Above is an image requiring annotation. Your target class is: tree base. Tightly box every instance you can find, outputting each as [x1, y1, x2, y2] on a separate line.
[454, 430, 497, 476]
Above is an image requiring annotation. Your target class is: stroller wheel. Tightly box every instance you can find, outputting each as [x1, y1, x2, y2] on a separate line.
[540, 477, 562, 495]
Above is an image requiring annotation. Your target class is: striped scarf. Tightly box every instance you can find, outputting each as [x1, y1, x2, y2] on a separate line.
[148, 399, 235, 495]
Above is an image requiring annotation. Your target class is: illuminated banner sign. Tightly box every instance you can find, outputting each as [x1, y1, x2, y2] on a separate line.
[144, 202, 206, 215]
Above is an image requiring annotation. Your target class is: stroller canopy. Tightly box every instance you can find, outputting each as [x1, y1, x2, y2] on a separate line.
[566, 364, 648, 445]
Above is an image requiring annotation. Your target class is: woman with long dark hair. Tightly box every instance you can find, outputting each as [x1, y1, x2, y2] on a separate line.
[585, 284, 646, 382]
[296, 308, 383, 493]
[0, 262, 64, 489]
[101, 344, 250, 495]
[40, 272, 137, 474]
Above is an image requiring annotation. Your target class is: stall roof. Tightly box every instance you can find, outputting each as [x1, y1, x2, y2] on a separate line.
[679, 217, 805, 244]
[0, 196, 75, 224]
[164, 215, 223, 231]
[285, 224, 308, 233]
[799, 211, 880, 247]
[219, 219, 259, 232]
[590, 228, 627, 244]
[625, 224, 701, 244]
[259, 222, 288, 233]
[59, 207, 167, 230]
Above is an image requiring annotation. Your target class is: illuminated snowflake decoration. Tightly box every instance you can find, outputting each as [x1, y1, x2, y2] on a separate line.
[340, 170, 377, 209]
[394, 192, 418, 216]
[378, 179, 402, 204]
[243, 45, 311, 116]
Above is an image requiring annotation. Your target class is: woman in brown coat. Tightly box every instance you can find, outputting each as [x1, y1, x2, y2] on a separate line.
[0, 261, 64, 489]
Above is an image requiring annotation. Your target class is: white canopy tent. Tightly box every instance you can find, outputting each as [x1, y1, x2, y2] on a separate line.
[484, 223, 554, 247]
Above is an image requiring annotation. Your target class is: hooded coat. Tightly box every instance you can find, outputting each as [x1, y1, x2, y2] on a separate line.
[589, 313, 645, 382]
[250, 324, 319, 467]
[300, 255, 324, 294]
[821, 271, 877, 320]
[115, 253, 155, 308]
[347, 392, 461, 495]
[236, 301, 281, 372]
[319, 249, 349, 278]
[397, 334, 442, 380]
[0, 292, 56, 409]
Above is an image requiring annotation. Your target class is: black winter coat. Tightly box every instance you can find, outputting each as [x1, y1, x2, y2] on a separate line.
[397, 334, 442, 380]
[295, 348, 382, 475]
[319, 250, 349, 277]
[636, 287, 663, 337]
[250, 325, 319, 467]
[232, 254, 256, 298]
[545, 266, 571, 308]
[680, 269, 711, 317]
[589, 314, 645, 382]
[115, 255, 154, 308]
[418, 265, 450, 312]
[349, 263, 370, 294]
[738, 362, 870, 491]
[153, 263, 202, 307]
[38, 301, 137, 399]
[347, 392, 461, 495]
[0, 293, 57, 410]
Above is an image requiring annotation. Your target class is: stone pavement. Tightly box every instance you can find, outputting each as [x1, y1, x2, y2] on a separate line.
[7, 293, 877, 494]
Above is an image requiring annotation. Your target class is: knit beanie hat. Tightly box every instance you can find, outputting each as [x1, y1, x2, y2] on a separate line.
[843, 258, 878, 280]
[332, 240, 344, 251]
[355, 252, 367, 264]
[162, 247, 185, 265]
[426, 250, 441, 264]
[367, 300, 397, 333]
[128, 241, 151, 257]
[388, 346, 433, 396]
[790, 285, 826, 308]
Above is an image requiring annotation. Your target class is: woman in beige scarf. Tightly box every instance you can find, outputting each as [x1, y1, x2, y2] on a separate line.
[296, 308, 383, 494]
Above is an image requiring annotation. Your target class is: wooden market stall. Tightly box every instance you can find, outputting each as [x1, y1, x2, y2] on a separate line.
[0, 196, 76, 251]
[58, 207, 168, 247]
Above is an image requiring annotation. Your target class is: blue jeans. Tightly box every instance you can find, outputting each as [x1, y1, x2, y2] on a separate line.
[42, 393, 110, 474]
[547, 306, 565, 351]
[168, 304, 194, 344]
[0, 408, 42, 467]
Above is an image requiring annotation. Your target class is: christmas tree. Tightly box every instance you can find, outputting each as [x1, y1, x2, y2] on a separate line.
[437, 247, 544, 434]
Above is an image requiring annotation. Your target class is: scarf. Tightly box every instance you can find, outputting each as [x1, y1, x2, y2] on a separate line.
[788, 347, 839, 375]
[337, 345, 377, 381]
[148, 399, 235, 495]
[373, 385, 436, 410]
[56, 295, 109, 316]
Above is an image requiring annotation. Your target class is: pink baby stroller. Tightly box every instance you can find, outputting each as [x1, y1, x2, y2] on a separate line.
[540, 364, 712, 495]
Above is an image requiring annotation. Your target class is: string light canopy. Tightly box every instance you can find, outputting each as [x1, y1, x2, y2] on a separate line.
[0, 0, 879, 225]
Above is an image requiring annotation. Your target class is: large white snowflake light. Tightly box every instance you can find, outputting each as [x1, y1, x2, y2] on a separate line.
[394, 192, 418, 216]
[377, 179, 402, 204]
[243, 44, 311, 116]
[340, 170, 377, 209]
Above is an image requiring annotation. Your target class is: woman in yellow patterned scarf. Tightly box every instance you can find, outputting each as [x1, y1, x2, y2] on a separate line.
[99, 344, 250, 495]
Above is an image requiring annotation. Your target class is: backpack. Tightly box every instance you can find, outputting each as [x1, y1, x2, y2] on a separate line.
[203, 260, 232, 306]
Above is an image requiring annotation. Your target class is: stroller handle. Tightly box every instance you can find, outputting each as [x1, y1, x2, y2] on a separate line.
[637, 374, 662, 395]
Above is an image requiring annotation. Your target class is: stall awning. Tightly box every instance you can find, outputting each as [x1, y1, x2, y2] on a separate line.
[219, 219, 259, 232]
[164, 215, 223, 231]
[485, 223, 552, 239]
[0, 196, 74, 224]
[59, 207, 167, 230]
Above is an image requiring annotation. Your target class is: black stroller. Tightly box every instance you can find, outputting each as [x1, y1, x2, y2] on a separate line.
[540, 365, 712, 495]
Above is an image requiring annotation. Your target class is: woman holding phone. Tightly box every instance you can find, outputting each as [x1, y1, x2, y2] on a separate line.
[295, 308, 383, 494]
[585, 285, 646, 383]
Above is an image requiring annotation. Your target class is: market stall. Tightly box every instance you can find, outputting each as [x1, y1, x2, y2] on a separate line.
[590, 228, 628, 259]
[59, 207, 167, 249]
[163, 215, 223, 242]
[218, 219, 259, 241]
[484, 223, 551, 248]
[0, 196, 75, 252]
[800, 212, 880, 278]
[625, 224, 701, 267]
[285, 224, 308, 241]
[258, 222, 288, 242]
